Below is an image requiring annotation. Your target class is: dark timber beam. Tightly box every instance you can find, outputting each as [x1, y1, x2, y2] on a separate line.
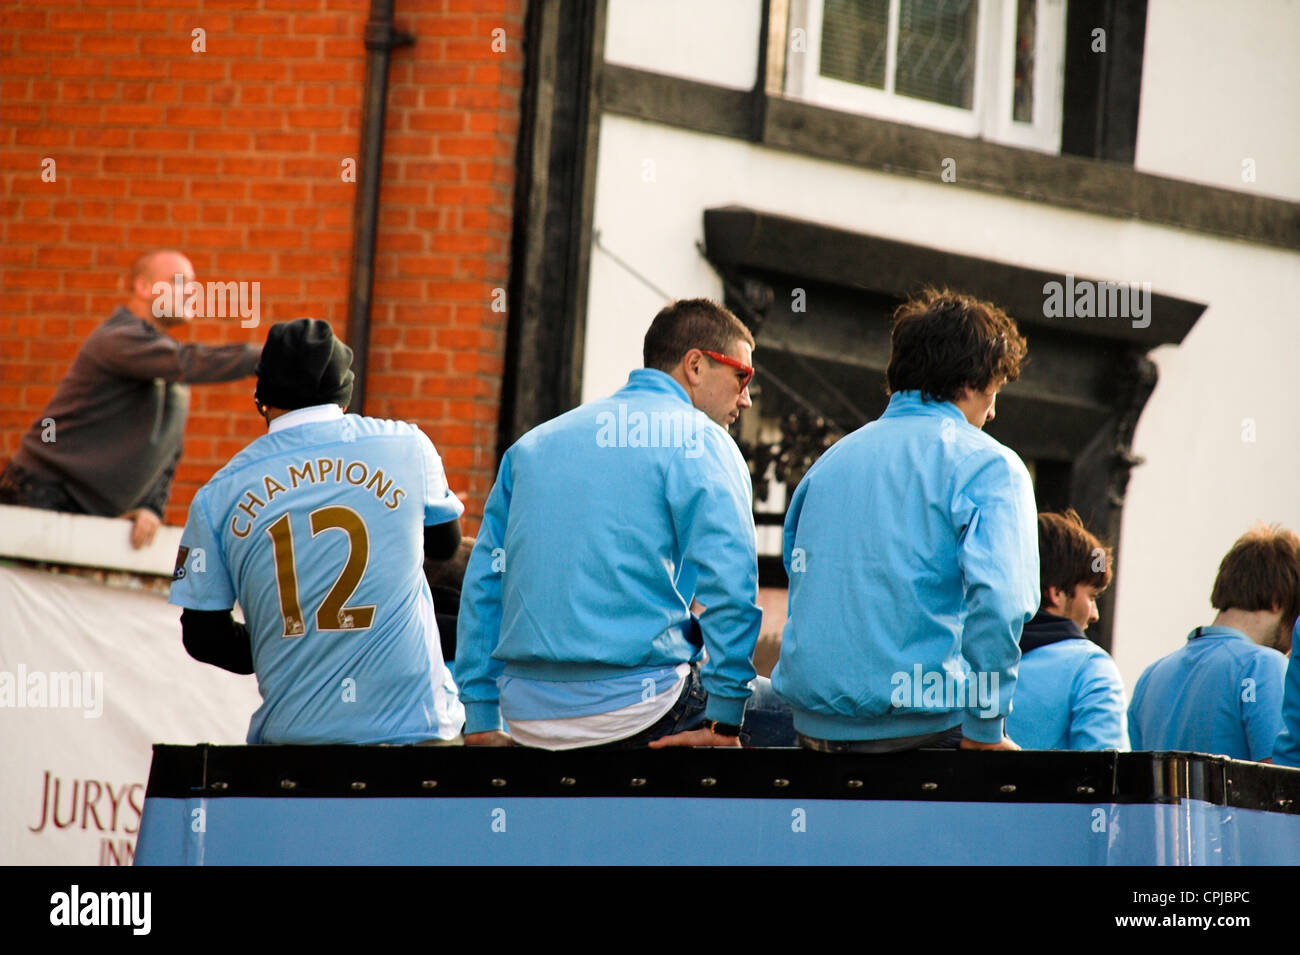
[599, 65, 1300, 252]
[704, 207, 1206, 348]
[1061, 0, 1148, 162]
[499, 0, 607, 456]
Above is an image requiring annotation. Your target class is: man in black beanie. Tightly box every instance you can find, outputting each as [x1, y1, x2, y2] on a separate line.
[253, 317, 356, 411]
[168, 319, 468, 744]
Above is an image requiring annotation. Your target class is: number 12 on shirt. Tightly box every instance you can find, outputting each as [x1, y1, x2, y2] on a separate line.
[266, 505, 376, 636]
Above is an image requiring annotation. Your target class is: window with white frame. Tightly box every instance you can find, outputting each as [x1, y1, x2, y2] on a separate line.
[785, 0, 1066, 152]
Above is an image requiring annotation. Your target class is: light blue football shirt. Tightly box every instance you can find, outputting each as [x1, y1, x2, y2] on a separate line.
[1007, 639, 1128, 750]
[1128, 626, 1286, 761]
[170, 404, 465, 744]
[1273, 618, 1300, 766]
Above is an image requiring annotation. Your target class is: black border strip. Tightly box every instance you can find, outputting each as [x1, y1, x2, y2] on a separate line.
[144, 744, 1300, 815]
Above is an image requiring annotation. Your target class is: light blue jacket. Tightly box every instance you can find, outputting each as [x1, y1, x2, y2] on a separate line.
[1273, 619, 1300, 766]
[1007, 638, 1129, 750]
[1129, 626, 1286, 761]
[772, 391, 1039, 743]
[455, 369, 761, 734]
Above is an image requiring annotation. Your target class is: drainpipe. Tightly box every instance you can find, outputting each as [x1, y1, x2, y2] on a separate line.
[345, 0, 413, 414]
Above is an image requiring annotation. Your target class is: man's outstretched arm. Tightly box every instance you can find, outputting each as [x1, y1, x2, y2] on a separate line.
[91, 319, 259, 383]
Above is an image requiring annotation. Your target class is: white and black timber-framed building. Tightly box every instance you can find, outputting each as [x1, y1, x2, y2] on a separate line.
[501, 0, 1300, 685]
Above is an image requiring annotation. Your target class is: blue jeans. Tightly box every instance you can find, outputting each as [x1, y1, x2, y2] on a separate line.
[0, 463, 84, 513]
[588, 664, 798, 749]
[798, 725, 964, 753]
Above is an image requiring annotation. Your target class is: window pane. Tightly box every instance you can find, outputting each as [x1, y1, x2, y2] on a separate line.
[1013, 0, 1036, 123]
[819, 0, 890, 89]
[894, 0, 978, 109]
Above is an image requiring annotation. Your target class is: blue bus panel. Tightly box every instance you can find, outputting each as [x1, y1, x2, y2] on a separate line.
[135, 746, 1300, 865]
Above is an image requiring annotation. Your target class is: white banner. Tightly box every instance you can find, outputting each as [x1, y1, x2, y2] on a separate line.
[0, 564, 261, 865]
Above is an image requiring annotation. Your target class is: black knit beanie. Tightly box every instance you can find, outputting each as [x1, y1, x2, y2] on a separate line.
[255, 319, 355, 411]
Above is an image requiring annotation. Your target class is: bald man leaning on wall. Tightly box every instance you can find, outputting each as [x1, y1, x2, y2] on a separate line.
[0, 251, 260, 549]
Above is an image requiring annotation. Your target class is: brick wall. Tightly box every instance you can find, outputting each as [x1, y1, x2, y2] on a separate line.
[0, 0, 522, 531]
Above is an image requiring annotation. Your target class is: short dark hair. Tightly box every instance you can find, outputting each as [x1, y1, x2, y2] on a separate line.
[886, 288, 1027, 402]
[643, 298, 754, 372]
[1211, 524, 1300, 624]
[1038, 509, 1112, 607]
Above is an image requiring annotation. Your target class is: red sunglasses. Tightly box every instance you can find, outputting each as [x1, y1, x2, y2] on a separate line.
[700, 349, 754, 391]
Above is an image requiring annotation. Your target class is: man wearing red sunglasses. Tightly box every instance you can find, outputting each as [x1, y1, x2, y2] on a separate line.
[690, 347, 754, 427]
[456, 298, 794, 750]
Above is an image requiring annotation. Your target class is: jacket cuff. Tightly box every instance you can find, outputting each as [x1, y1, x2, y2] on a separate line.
[703, 694, 747, 727]
[464, 702, 503, 736]
[962, 713, 1005, 745]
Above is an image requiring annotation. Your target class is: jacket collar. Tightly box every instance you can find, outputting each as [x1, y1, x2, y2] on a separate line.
[881, 390, 968, 424]
[617, 368, 692, 406]
[1187, 626, 1252, 643]
[269, 403, 345, 434]
[1020, 609, 1087, 654]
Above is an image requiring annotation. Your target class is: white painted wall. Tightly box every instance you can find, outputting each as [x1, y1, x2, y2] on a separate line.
[605, 0, 1300, 200]
[584, 113, 1300, 691]
[606, 0, 1300, 198]
[604, 0, 762, 90]
[1136, 0, 1300, 201]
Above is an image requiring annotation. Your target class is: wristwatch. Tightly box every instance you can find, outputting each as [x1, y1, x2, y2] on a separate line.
[702, 719, 742, 738]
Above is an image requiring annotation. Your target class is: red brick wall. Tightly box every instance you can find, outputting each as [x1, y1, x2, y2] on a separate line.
[0, 0, 522, 532]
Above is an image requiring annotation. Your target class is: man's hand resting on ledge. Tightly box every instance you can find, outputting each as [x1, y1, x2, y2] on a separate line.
[125, 508, 161, 549]
[465, 731, 514, 747]
[648, 727, 741, 748]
